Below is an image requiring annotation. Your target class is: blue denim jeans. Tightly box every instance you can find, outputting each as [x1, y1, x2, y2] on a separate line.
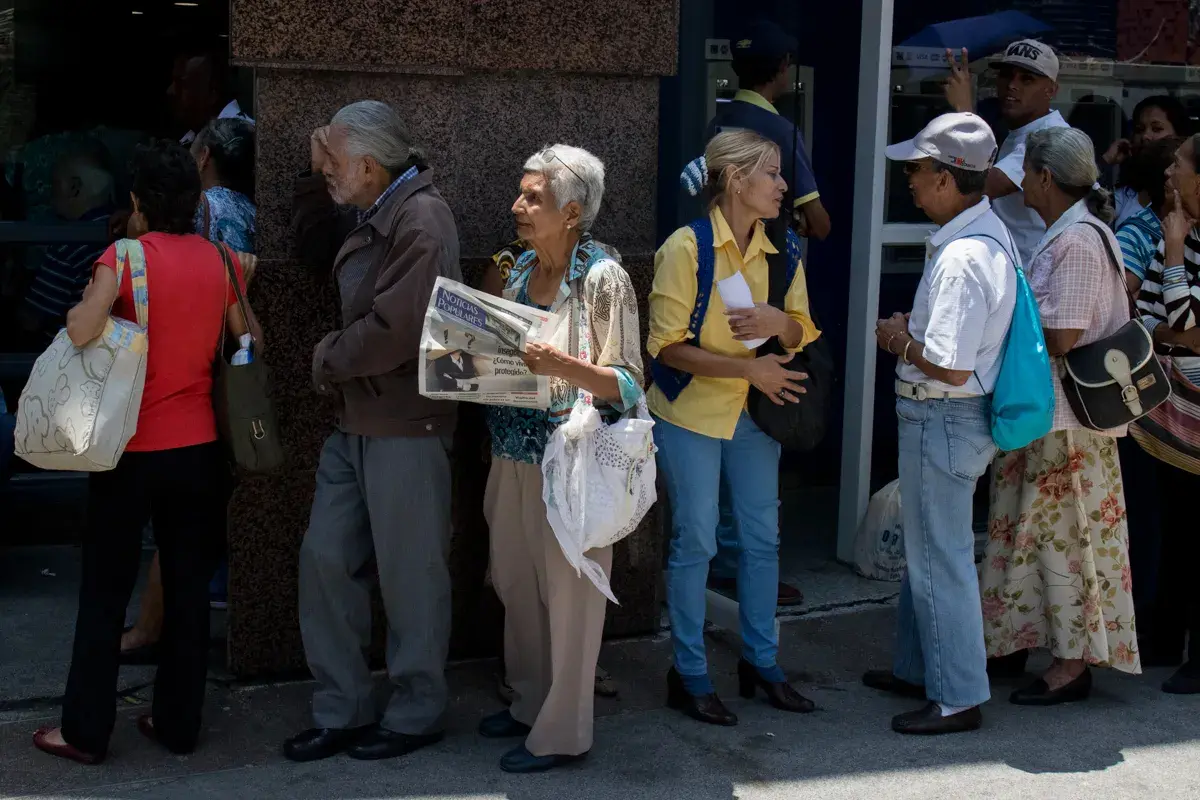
[710, 479, 739, 581]
[656, 413, 783, 693]
[892, 395, 996, 708]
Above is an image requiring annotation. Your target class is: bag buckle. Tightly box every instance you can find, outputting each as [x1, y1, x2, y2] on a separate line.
[1120, 384, 1139, 405]
[252, 420, 266, 440]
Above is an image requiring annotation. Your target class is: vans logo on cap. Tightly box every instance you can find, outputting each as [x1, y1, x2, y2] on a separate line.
[1007, 42, 1043, 60]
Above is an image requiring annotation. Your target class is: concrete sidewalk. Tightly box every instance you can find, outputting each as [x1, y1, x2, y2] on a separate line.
[3, 608, 1200, 799]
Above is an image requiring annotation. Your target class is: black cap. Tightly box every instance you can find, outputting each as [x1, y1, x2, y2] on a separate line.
[732, 18, 797, 61]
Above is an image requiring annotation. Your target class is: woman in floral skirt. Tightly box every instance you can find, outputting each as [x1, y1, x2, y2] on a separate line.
[981, 127, 1141, 705]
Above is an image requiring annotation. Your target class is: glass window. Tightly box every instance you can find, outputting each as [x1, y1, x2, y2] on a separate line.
[884, 1, 1199, 223]
[0, 1, 246, 477]
[0, 0, 245, 360]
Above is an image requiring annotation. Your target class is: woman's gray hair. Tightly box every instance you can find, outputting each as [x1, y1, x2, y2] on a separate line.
[523, 144, 606, 232]
[331, 100, 426, 175]
[1026, 126, 1115, 224]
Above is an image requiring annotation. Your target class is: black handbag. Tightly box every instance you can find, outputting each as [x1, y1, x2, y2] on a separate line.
[1060, 221, 1170, 431]
[745, 230, 834, 452]
[212, 243, 285, 472]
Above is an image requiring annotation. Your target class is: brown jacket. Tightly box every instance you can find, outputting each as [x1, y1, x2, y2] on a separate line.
[293, 168, 461, 437]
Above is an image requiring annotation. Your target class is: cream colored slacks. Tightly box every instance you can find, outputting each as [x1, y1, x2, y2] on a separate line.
[484, 457, 612, 756]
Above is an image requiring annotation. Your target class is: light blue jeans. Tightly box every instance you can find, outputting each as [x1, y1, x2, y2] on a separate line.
[710, 480, 739, 581]
[656, 413, 784, 694]
[892, 395, 996, 708]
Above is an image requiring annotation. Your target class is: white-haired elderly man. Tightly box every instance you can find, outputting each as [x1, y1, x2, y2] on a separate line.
[284, 100, 461, 763]
[475, 144, 644, 773]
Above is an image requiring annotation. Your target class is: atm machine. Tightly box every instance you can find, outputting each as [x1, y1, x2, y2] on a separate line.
[703, 38, 816, 261]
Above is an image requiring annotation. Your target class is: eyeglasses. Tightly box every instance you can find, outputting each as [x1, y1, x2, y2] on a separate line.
[902, 160, 932, 177]
[542, 148, 587, 189]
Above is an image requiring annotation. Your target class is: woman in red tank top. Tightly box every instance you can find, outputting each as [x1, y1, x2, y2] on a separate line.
[33, 141, 261, 764]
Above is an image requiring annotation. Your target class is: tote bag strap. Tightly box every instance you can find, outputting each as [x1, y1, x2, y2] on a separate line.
[114, 239, 149, 329]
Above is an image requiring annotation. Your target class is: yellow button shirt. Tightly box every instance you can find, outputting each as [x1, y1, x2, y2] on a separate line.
[646, 207, 821, 440]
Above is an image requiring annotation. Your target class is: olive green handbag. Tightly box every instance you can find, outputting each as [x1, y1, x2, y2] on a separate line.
[212, 243, 284, 472]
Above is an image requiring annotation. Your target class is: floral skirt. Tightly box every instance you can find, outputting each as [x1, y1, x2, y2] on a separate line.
[981, 429, 1141, 674]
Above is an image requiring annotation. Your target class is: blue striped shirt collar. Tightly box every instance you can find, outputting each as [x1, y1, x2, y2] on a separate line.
[358, 165, 419, 225]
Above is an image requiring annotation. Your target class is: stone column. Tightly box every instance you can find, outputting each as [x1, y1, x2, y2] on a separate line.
[226, 0, 679, 676]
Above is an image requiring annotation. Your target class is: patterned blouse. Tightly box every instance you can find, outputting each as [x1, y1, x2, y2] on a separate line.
[194, 186, 257, 254]
[487, 235, 645, 465]
[1026, 200, 1130, 435]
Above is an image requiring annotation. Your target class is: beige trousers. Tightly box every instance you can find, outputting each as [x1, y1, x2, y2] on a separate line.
[484, 457, 612, 757]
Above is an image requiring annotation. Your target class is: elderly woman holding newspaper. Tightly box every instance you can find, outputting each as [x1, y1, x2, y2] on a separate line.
[477, 144, 643, 774]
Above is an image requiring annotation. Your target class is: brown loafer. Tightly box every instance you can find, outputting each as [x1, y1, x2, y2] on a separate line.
[892, 702, 982, 735]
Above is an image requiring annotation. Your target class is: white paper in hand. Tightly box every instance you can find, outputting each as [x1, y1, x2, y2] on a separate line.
[716, 272, 767, 349]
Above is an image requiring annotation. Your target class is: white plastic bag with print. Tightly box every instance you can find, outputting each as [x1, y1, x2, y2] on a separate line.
[542, 393, 657, 604]
[853, 479, 905, 582]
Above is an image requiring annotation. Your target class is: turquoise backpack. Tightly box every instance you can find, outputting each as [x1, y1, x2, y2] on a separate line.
[970, 232, 1055, 451]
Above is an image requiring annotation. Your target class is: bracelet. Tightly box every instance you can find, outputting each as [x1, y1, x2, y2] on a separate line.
[885, 333, 897, 353]
[901, 340, 912, 364]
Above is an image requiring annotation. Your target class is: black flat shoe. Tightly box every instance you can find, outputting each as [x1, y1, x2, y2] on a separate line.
[1009, 668, 1092, 706]
[283, 726, 373, 762]
[987, 650, 1029, 679]
[347, 727, 443, 761]
[499, 744, 587, 773]
[737, 659, 815, 713]
[1163, 665, 1200, 695]
[666, 667, 737, 726]
[862, 670, 927, 700]
[892, 702, 982, 735]
[478, 709, 532, 739]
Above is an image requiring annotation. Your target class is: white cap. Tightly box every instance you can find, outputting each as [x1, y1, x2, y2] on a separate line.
[990, 39, 1059, 81]
[885, 112, 998, 172]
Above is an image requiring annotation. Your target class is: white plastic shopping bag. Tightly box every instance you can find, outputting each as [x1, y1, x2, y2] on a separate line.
[542, 395, 657, 604]
[853, 479, 905, 582]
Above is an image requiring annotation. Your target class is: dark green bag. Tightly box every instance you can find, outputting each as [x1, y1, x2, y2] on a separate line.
[212, 243, 284, 472]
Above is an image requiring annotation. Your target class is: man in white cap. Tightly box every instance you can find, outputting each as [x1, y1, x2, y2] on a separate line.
[944, 39, 1068, 266]
[862, 113, 1017, 735]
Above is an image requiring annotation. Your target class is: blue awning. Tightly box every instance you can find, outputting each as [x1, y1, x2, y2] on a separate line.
[899, 11, 1052, 56]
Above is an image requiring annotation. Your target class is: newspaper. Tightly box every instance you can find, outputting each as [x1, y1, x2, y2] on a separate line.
[419, 277, 561, 409]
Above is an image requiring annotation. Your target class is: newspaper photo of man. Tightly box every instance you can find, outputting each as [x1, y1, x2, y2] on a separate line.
[432, 349, 478, 391]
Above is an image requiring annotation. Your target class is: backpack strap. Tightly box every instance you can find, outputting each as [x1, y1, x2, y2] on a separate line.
[938, 230, 1018, 395]
[686, 217, 716, 347]
[648, 218, 716, 402]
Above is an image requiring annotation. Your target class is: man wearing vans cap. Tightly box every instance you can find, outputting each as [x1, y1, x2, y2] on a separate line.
[862, 112, 1017, 736]
[944, 39, 1068, 266]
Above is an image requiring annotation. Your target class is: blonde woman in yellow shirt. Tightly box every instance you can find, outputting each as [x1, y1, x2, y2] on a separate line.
[649, 129, 820, 726]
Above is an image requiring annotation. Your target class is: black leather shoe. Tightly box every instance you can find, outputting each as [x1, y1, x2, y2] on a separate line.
[499, 744, 587, 773]
[987, 650, 1029, 679]
[479, 709, 532, 739]
[1162, 665, 1200, 695]
[347, 727, 444, 761]
[283, 726, 372, 762]
[862, 670, 927, 700]
[1009, 668, 1092, 706]
[737, 659, 815, 713]
[666, 667, 737, 726]
[892, 702, 982, 735]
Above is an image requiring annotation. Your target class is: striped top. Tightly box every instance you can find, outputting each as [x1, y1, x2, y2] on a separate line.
[20, 208, 112, 343]
[1137, 225, 1200, 384]
[1115, 205, 1161, 282]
